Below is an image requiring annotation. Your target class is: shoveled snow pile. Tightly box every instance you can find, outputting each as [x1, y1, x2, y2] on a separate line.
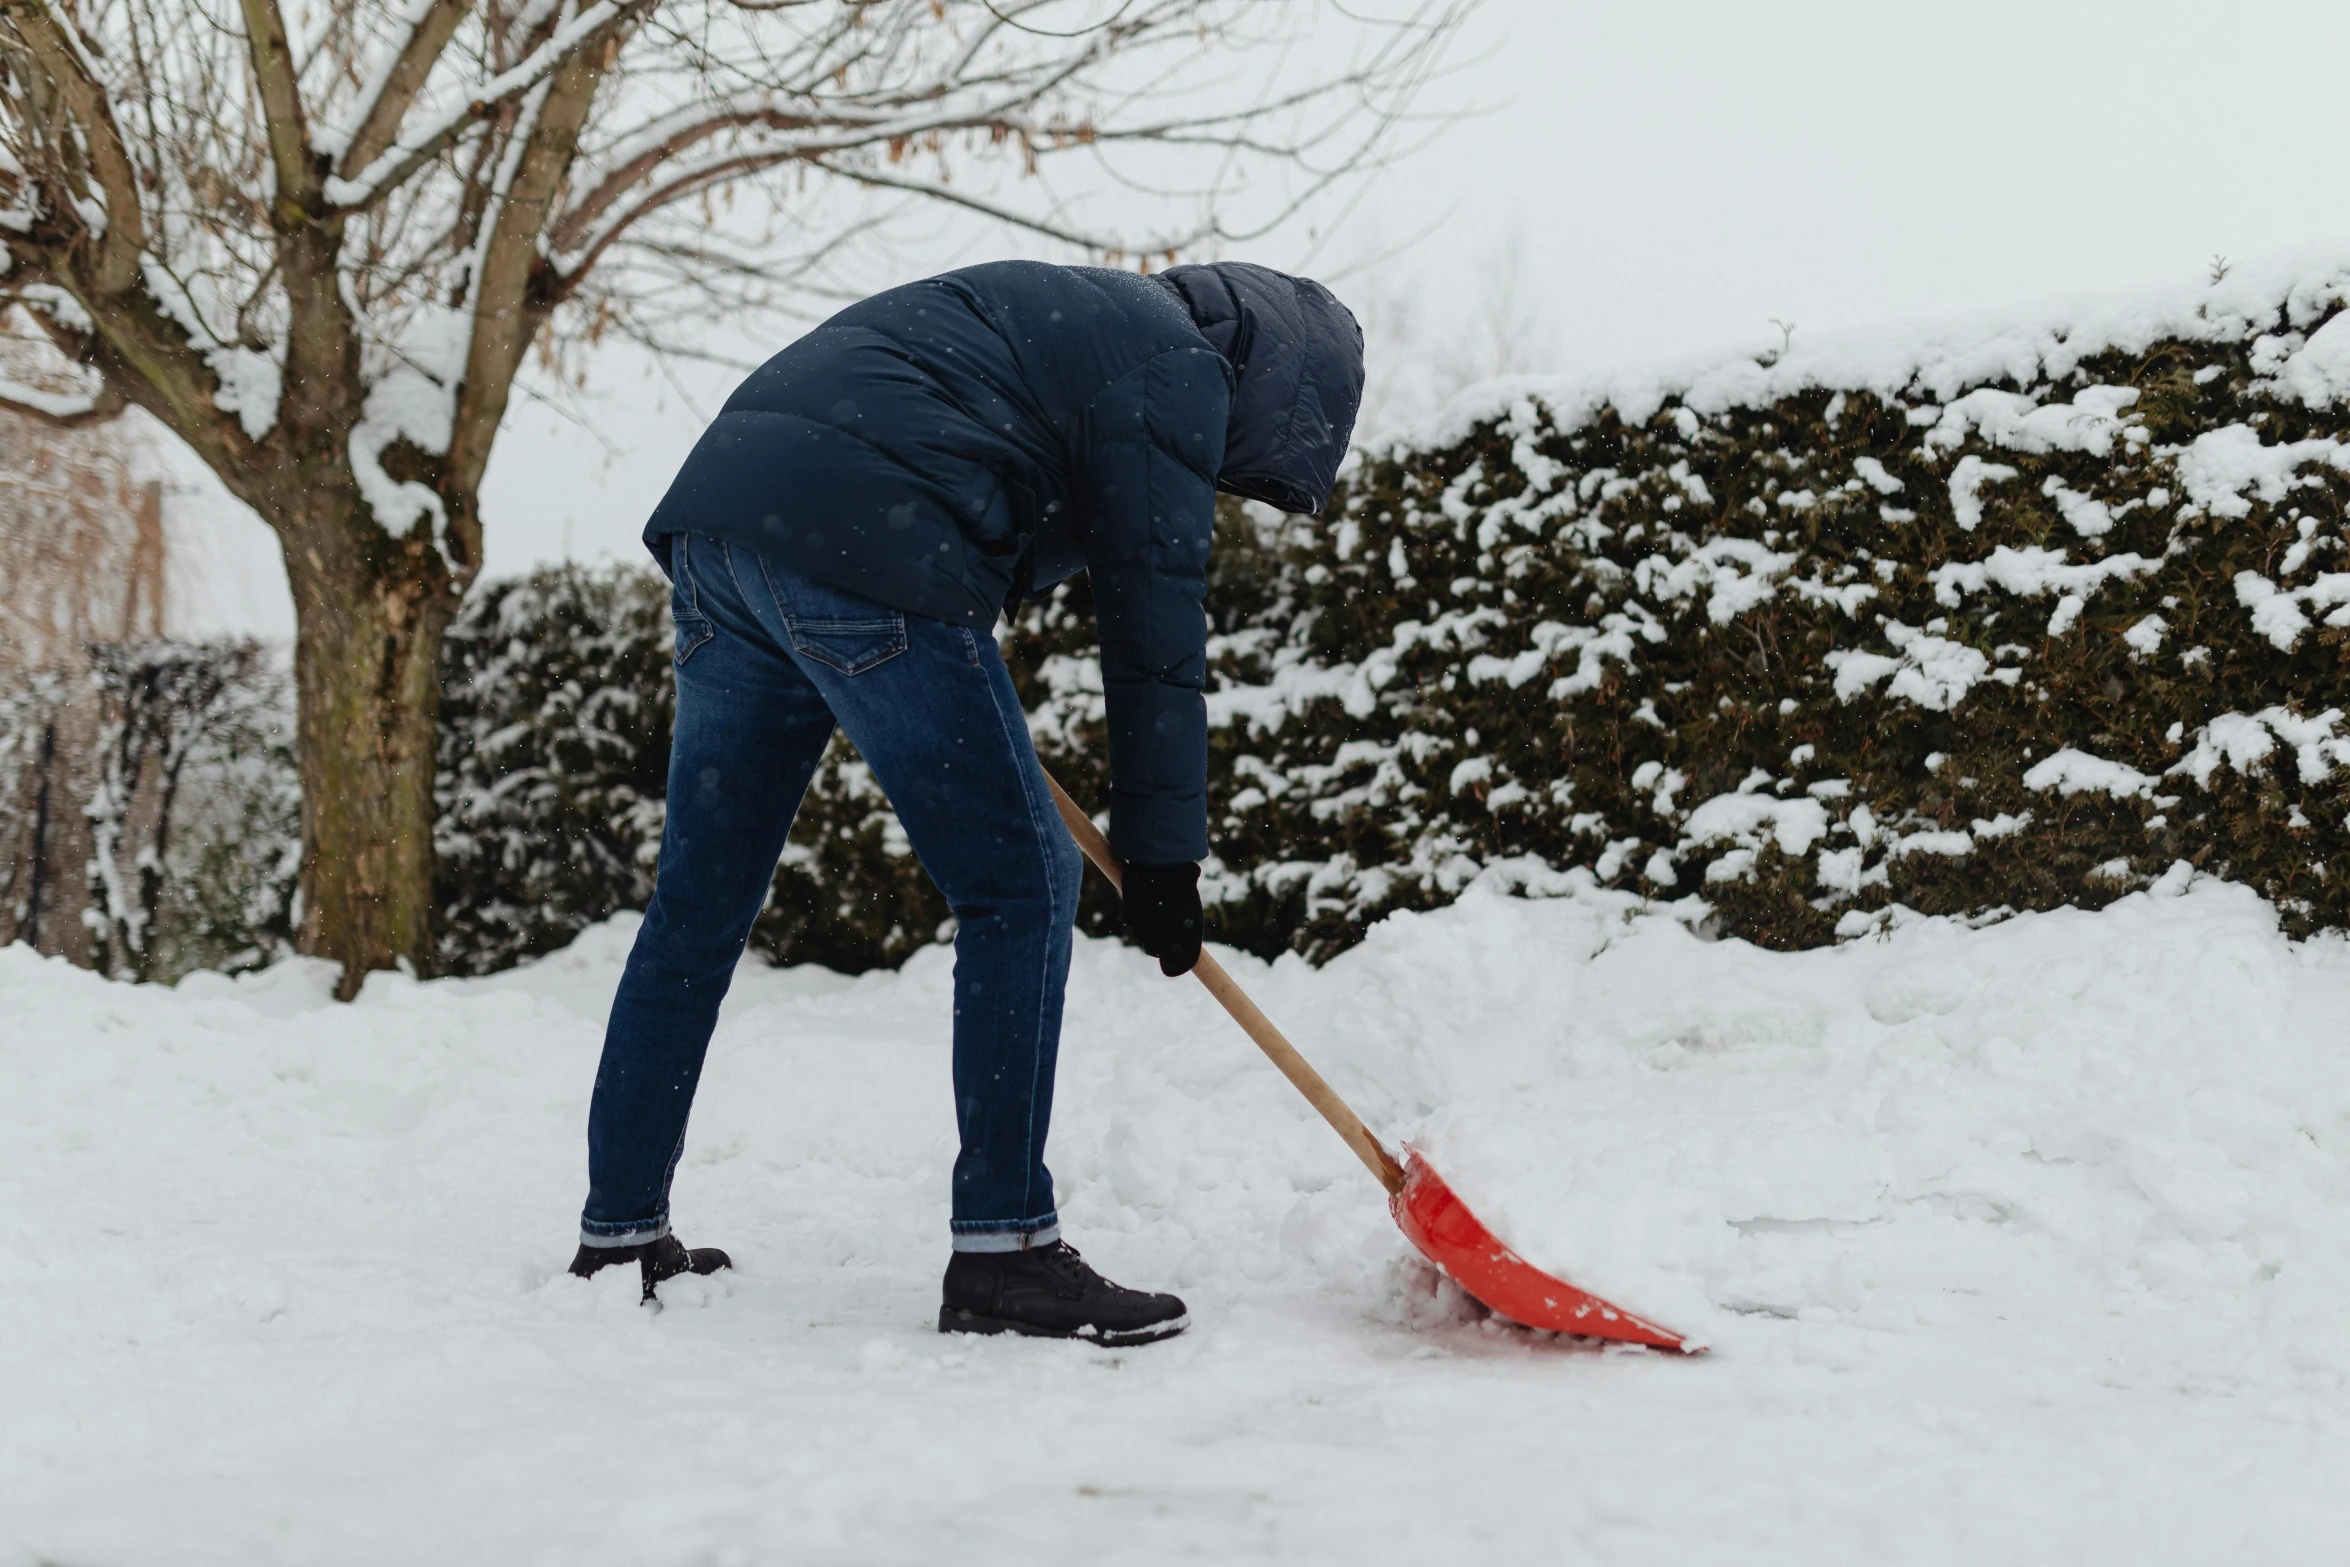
[7, 874, 2350, 1563]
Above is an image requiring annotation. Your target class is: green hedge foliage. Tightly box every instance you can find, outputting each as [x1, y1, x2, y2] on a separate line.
[433, 564, 952, 975]
[439, 263, 2350, 972]
[1029, 267, 2350, 958]
[435, 568, 674, 973]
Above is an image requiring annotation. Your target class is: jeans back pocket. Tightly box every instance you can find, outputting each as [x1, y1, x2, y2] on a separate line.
[757, 555, 907, 675]
[786, 614, 907, 675]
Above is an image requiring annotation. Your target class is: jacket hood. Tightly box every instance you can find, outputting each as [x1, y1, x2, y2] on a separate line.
[1152, 261, 1364, 515]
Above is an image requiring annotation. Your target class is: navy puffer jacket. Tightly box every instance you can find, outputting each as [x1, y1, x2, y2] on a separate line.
[643, 259, 1363, 863]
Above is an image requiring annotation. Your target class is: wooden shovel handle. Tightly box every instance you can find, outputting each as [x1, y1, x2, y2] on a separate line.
[1041, 769, 1407, 1196]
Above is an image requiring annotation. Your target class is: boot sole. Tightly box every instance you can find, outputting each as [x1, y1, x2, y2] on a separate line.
[938, 1306, 1190, 1346]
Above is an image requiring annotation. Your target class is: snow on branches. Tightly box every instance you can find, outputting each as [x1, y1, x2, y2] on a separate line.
[1, 0, 1463, 555]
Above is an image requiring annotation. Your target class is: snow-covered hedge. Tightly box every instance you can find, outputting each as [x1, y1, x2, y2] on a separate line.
[56, 256, 2350, 981]
[1016, 256, 2350, 957]
[433, 565, 950, 975]
[437, 254, 2350, 972]
[434, 569, 674, 974]
[0, 640, 295, 981]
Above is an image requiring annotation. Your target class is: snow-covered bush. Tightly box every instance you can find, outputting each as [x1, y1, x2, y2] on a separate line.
[433, 564, 949, 975]
[0, 672, 74, 948]
[46, 258, 2350, 982]
[449, 254, 2350, 975]
[127, 648, 299, 979]
[0, 641, 296, 981]
[749, 743, 954, 974]
[434, 567, 675, 975]
[1015, 258, 2350, 957]
[81, 641, 298, 980]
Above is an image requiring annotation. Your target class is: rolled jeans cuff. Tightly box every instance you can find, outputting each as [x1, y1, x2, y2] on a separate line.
[579, 1214, 670, 1249]
[949, 1215, 1061, 1254]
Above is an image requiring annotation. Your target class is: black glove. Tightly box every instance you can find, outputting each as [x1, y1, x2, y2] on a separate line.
[1121, 861, 1202, 977]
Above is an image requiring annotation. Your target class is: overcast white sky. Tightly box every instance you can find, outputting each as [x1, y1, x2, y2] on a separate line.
[173, 0, 2350, 635]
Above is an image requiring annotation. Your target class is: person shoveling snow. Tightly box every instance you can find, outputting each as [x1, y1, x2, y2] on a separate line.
[567, 260, 1365, 1345]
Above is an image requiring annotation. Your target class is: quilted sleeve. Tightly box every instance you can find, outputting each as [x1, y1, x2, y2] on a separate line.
[1073, 347, 1232, 864]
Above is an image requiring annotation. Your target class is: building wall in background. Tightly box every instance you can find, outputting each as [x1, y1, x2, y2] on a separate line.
[0, 407, 169, 964]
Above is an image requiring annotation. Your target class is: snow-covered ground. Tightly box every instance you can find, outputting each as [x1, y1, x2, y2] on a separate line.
[7, 873, 2349, 1564]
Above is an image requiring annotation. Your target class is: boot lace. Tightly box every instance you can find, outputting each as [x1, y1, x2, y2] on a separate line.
[1031, 1240, 1095, 1297]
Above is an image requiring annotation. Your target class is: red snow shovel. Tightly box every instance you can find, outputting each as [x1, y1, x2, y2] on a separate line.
[1044, 772, 1697, 1353]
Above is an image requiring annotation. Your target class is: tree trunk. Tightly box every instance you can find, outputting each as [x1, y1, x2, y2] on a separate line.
[283, 511, 456, 1000]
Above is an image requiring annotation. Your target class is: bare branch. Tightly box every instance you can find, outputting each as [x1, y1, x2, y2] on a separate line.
[977, 0, 1141, 40]
[3, 259, 258, 506]
[548, 99, 822, 253]
[238, 0, 322, 210]
[4, 6, 147, 292]
[326, 0, 650, 212]
[442, 10, 624, 570]
[550, 94, 1082, 254]
[336, 0, 473, 180]
[553, 144, 814, 284]
[809, 156, 1172, 254]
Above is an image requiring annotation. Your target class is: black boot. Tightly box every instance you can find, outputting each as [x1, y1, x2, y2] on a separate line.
[939, 1240, 1189, 1345]
[568, 1233, 732, 1303]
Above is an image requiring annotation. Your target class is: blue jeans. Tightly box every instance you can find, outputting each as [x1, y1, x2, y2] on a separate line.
[579, 533, 1081, 1254]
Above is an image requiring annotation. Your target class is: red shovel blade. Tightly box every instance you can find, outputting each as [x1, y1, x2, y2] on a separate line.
[1389, 1150, 1700, 1352]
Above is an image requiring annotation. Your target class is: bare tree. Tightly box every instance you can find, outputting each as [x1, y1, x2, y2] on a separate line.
[80, 638, 282, 982]
[0, 0, 1464, 995]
